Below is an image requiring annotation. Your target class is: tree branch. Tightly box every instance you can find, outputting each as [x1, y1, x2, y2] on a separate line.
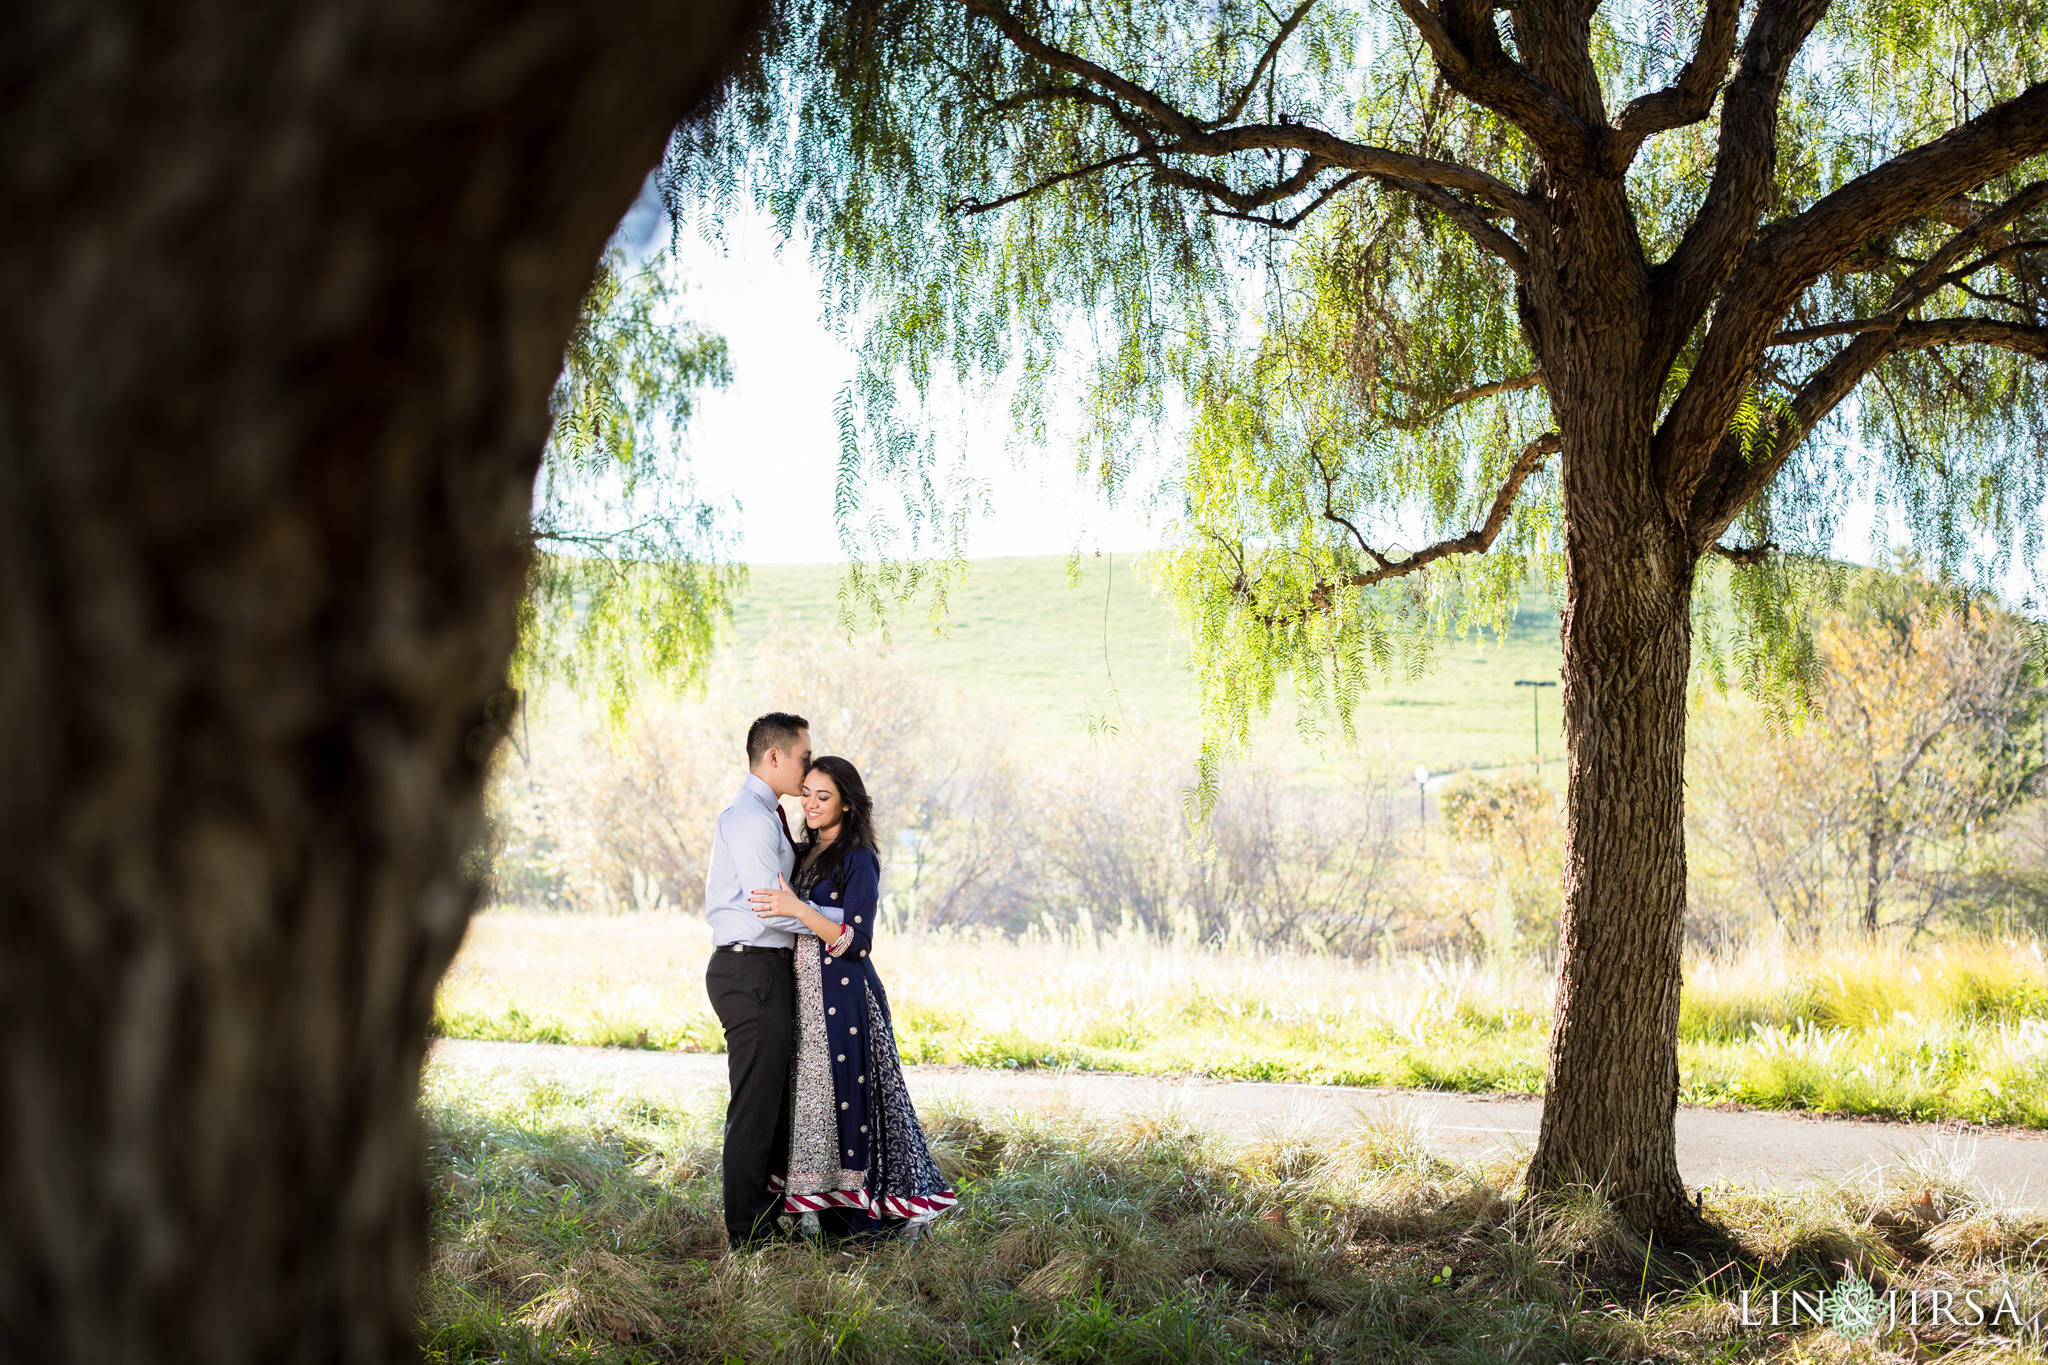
[1513, 0, 1614, 129]
[1708, 541, 1776, 565]
[1152, 154, 1325, 214]
[1690, 313, 2048, 547]
[1660, 91, 2048, 509]
[1654, 0, 1834, 359]
[1200, 124, 1539, 220]
[1771, 282, 2047, 347]
[1204, 171, 1367, 230]
[1305, 445, 1393, 570]
[1388, 0, 1594, 165]
[1768, 186, 2048, 345]
[1373, 175, 1530, 274]
[1767, 318, 1887, 345]
[1254, 431, 1558, 629]
[1745, 86, 2048, 304]
[1605, 0, 1743, 171]
[1216, 0, 1319, 125]
[990, 82, 1122, 117]
[963, 0, 1202, 139]
[1886, 316, 2048, 359]
[1384, 371, 1542, 428]
[953, 149, 1157, 215]
[1939, 239, 2048, 294]
[1862, 181, 2048, 308]
[958, 0, 1543, 234]
[1335, 431, 1559, 590]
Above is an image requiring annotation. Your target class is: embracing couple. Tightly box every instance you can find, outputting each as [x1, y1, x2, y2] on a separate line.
[702, 711, 957, 1251]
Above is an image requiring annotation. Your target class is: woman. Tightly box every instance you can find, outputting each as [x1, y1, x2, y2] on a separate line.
[748, 756, 955, 1242]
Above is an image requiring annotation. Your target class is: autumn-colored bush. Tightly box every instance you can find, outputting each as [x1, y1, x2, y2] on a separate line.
[1690, 572, 2043, 942]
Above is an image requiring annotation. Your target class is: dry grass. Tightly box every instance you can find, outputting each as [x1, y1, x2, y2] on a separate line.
[417, 1073, 2048, 1364]
[436, 912, 2048, 1127]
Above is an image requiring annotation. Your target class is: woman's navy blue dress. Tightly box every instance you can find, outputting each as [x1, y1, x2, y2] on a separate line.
[775, 846, 955, 1231]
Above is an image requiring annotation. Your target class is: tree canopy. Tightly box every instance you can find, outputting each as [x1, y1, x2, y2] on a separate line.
[515, 246, 740, 716]
[676, 0, 2047, 778]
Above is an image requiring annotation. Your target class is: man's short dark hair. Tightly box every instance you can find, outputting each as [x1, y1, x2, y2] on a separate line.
[746, 712, 809, 766]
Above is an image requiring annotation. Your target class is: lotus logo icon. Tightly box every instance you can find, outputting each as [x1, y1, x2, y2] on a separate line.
[1829, 1272, 1882, 1340]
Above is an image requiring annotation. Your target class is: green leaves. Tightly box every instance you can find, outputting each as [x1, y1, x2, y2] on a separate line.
[516, 248, 741, 721]
[677, 0, 2048, 797]
[680, 0, 1564, 796]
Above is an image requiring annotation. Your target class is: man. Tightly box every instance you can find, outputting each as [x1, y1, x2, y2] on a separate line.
[703, 711, 812, 1249]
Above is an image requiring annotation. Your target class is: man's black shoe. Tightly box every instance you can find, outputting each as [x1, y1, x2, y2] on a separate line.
[728, 1219, 804, 1253]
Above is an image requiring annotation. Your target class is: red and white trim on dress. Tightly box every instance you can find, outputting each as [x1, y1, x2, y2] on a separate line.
[769, 1175, 957, 1223]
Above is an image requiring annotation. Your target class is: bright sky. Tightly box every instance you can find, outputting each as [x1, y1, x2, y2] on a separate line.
[649, 195, 1162, 565]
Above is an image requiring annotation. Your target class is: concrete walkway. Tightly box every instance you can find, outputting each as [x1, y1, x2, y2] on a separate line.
[431, 1039, 2048, 1210]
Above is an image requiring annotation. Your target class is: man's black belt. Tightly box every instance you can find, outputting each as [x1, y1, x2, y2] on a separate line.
[716, 942, 793, 957]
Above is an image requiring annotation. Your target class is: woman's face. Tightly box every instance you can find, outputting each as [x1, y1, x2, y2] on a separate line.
[800, 770, 844, 833]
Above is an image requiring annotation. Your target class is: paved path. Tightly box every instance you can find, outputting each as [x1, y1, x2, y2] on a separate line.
[431, 1039, 2048, 1209]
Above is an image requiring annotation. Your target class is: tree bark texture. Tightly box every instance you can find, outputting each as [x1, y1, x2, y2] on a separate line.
[1513, 173, 1700, 1231]
[1525, 465, 1698, 1229]
[0, 3, 758, 1360]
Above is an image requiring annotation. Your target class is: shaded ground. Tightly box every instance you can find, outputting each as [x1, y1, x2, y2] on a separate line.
[431, 1038, 2048, 1209]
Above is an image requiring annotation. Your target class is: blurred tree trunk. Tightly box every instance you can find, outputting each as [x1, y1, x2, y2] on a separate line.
[0, 3, 757, 1360]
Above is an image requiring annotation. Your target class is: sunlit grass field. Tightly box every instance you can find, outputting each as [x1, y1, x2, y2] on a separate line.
[419, 1072, 2048, 1364]
[434, 911, 2048, 1129]
[728, 555, 1569, 776]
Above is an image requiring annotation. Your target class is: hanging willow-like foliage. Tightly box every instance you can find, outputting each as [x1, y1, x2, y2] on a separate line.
[514, 247, 740, 719]
[671, 0, 2048, 804]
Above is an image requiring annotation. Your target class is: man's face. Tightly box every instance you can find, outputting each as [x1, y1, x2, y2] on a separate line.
[765, 730, 812, 798]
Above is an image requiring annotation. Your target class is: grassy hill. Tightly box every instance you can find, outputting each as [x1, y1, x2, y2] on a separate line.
[726, 554, 1566, 776]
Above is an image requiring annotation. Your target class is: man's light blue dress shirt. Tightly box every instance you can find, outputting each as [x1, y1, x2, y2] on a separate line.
[704, 773, 805, 947]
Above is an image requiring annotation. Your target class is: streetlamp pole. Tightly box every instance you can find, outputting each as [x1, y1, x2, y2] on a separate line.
[1514, 680, 1558, 767]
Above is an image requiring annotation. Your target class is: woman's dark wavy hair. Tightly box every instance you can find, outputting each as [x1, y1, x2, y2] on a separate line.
[793, 755, 878, 896]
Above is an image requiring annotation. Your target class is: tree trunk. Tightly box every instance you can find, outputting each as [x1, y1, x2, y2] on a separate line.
[1524, 452, 1700, 1234]
[0, 3, 757, 1360]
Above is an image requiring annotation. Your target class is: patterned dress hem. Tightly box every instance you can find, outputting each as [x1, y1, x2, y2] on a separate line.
[771, 1175, 957, 1223]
